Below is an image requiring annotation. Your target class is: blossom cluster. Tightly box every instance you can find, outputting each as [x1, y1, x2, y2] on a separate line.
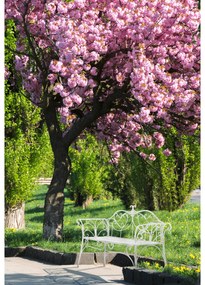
[5, 0, 200, 162]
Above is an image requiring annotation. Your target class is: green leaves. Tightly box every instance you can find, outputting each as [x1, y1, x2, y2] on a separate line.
[5, 137, 35, 206]
[107, 128, 200, 211]
[68, 133, 110, 204]
[5, 21, 54, 208]
[5, 20, 16, 65]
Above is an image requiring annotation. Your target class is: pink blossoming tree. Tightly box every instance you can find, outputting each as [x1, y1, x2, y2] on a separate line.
[5, 0, 200, 240]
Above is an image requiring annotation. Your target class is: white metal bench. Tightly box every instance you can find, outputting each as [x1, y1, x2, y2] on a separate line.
[77, 206, 171, 266]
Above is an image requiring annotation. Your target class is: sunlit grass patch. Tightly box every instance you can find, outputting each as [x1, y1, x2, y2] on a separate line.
[5, 185, 200, 267]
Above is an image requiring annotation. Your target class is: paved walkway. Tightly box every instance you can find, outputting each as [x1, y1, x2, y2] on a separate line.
[5, 257, 131, 285]
[189, 189, 200, 203]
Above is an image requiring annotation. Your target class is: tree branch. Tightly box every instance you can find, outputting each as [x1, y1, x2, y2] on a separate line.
[22, 2, 44, 72]
[43, 100, 63, 153]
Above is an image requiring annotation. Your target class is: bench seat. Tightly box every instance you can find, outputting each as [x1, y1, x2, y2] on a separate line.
[85, 236, 161, 246]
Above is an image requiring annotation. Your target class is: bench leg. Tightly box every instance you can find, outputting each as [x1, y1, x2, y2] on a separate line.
[77, 239, 84, 267]
[162, 243, 167, 266]
[103, 243, 107, 266]
[134, 246, 139, 267]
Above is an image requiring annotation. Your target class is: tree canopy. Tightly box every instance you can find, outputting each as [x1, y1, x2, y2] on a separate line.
[5, 0, 200, 159]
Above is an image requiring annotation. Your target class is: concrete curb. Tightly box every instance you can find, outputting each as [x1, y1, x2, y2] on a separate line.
[122, 267, 199, 285]
[5, 246, 92, 265]
[5, 246, 163, 267]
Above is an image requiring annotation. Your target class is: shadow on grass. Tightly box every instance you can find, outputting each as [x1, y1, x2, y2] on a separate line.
[26, 206, 44, 215]
[69, 204, 124, 218]
[63, 227, 82, 242]
[25, 202, 111, 224]
[27, 192, 47, 202]
[27, 185, 121, 219]
[26, 203, 117, 224]
[5, 230, 43, 247]
[28, 214, 44, 223]
[6, 224, 82, 247]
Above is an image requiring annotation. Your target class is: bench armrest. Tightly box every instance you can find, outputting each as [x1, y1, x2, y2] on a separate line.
[77, 218, 109, 238]
[134, 222, 171, 242]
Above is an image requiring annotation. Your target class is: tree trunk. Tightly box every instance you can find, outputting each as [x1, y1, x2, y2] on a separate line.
[75, 193, 93, 209]
[42, 97, 105, 240]
[144, 181, 155, 211]
[74, 192, 84, 207]
[83, 196, 93, 209]
[5, 202, 25, 229]
[43, 146, 70, 241]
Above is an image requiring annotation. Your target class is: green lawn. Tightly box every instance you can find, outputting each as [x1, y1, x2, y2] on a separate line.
[5, 185, 200, 267]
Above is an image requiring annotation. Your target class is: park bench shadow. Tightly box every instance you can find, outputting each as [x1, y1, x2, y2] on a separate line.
[45, 265, 128, 284]
[5, 266, 128, 284]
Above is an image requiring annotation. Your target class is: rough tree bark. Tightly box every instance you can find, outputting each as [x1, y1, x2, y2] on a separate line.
[43, 102, 71, 241]
[43, 145, 70, 240]
[5, 202, 25, 229]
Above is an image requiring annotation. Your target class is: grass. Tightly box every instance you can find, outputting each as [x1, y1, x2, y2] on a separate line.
[5, 185, 200, 268]
[138, 261, 199, 285]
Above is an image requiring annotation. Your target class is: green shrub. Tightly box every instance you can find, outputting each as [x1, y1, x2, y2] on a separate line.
[5, 19, 54, 210]
[109, 129, 200, 211]
[68, 134, 111, 206]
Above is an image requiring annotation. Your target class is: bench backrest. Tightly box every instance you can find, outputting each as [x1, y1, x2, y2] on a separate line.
[77, 207, 171, 243]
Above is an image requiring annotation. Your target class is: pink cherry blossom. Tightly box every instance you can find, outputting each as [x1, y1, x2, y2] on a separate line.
[53, 83, 64, 94]
[163, 149, 172, 156]
[49, 60, 64, 73]
[47, 74, 57, 84]
[149, 154, 156, 161]
[139, 152, 148, 160]
[14, 55, 29, 71]
[153, 132, 165, 148]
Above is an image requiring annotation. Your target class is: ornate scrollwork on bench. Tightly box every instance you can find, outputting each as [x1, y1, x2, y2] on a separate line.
[77, 206, 171, 267]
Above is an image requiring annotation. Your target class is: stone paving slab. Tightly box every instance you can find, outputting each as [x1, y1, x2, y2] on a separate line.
[5, 257, 131, 285]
